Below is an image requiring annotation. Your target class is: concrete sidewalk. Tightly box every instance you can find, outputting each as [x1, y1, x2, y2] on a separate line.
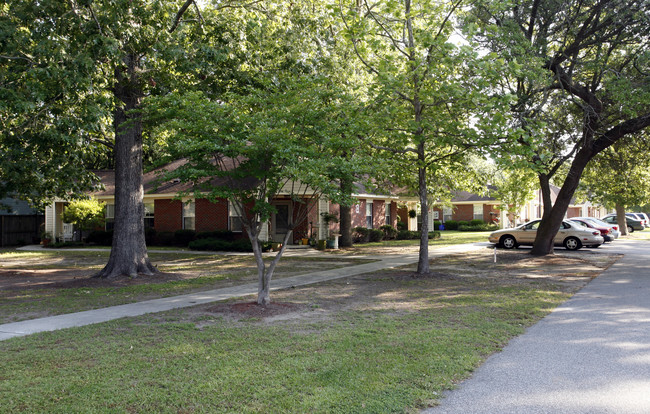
[423, 239, 650, 414]
[1, 243, 485, 341]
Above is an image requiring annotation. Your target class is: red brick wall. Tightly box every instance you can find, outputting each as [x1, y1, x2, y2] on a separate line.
[432, 207, 443, 222]
[374, 200, 385, 227]
[482, 204, 501, 223]
[195, 198, 228, 232]
[567, 207, 581, 218]
[390, 202, 398, 227]
[154, 199, 182, 232]
[351, 200, 366, 228]
[453, 204, 474, 221]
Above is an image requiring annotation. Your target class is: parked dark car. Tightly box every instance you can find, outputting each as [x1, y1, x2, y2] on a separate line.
[602, 215, 645, 233]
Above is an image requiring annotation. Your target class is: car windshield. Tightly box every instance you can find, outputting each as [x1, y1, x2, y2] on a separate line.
[572, 220, 589, 228]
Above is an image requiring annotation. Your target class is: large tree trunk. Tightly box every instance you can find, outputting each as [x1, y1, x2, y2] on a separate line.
[615, 203, 628, 236]
[96, 54, 155, 278]
[338, 176, 353, 248]
[530, 150, 591, 256]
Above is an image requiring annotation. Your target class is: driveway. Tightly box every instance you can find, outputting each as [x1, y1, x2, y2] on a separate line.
[423, 239, 650, 414]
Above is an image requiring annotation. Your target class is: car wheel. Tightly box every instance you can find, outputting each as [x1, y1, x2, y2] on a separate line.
[564, 237, 582, 251]
[500, 235, 517, 249]
[627, 225, 634, 233]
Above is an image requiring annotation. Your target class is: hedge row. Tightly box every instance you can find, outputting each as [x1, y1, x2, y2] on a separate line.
[433, 220, 496, 231]
[352, 226, 441, 243]
[85, 229, 238, 247]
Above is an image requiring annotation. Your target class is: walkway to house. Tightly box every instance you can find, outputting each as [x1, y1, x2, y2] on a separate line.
[423, 239, 650, 414]
[0, 243, 485, 341]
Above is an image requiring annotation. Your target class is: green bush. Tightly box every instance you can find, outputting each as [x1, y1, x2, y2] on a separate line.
[444, 220, 458, 230]
[379, 224, 397, 240]
[397, 230, 420, 240]
[153, 231, 175, 246]
[196, 230, 235, 241]
[433, 220, 442, 230]
[428, 231, 441, 239]
[189, 237, 251, 252]
[86, 230, 113, 246]
[397, 221, 408, 231]
[352, 227, 370, 243]
[46, 241, 86, 248]
[470, 219, 485, 226]
[457, 221, 469, 227]
[457, 223, 498, 232]
[368, 229, 384, 242]
[174, 229, 196, 246]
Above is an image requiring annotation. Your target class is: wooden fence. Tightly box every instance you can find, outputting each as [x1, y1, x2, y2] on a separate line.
[0, 215, 44, 247]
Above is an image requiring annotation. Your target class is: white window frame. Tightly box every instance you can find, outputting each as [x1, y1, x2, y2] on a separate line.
[385, 201, 391, 226]
[365, 201, 373, 229]
[473, 204, 483, 221]
[229, 200, 243, 232]
[443, 206, 453, 222]
[183, 200, 195, 230]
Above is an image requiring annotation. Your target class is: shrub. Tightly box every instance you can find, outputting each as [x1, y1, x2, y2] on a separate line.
[470, 219, 485, 226]
[46, 241, 86, 248]
[397, 221, 408, 231]
[196, 230, 235, 242]
[428, 231, 441, 239]
[86, 230, 113, 246]
[457, 221, 469, 228]
[379, 225, 397, 240]
[433, 220, 441, 230]
[408, 209, 417, 218]
[153, 231, 175, 246]
[368, 229, 384, 242]
[352, 226, 370, 243]
[444, 220, 458, 230]
[145, 228, 156, 246]
[457, 223, 498, 232]
[188, 237, 258, 252]
[174, 229, 196, 246]
[397, 230, 419, 240]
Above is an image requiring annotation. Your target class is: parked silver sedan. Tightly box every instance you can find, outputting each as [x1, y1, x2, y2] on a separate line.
[488, 219, 604, 250]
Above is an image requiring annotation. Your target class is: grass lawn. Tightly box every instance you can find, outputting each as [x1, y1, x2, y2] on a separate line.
[0, 250, 373, 324]
[336, 231, 489, 254]
[0, 249, 617, 413]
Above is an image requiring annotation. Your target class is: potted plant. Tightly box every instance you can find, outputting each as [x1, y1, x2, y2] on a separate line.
[271, 242, 282, 252]
[41, 231, 52, 247]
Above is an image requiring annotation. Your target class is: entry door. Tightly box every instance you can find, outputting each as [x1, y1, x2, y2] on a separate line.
[272, 203, 291, 243]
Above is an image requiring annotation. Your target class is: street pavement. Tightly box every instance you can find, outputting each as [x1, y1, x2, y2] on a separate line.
[0, 242, 484, 341]
[423, 239, 650, 414]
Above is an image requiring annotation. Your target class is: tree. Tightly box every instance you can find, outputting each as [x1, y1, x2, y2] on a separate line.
[149, 79, 359, 304]
[2, 0, 210, 277]
[340, 0, 509, 273]
[466, 0, 650, 255]
[492, 167, 538, 227]
[577, 136, 650, 235]
[61, 199, 105, 238]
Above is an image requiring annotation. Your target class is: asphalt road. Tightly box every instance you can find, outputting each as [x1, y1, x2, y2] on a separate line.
[423, 239, 650, 414]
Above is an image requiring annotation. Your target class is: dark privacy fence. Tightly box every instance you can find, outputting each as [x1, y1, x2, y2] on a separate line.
[0, 215, 44, 247]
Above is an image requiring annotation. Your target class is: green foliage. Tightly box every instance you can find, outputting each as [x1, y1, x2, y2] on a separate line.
[379, 224, 397, 240]
[578, 137, 650, 209]
[397, 230, 420, 240]
[397, 221, 408, 231]
[60, 199, 105, 231]
[470, 219, 485, 226]
[86, 230, 113, 246]
[352, 226, 370, 243]
[174, 230, 196, 247]
[195, 230, 236, 242]
[428, 231, 442, 239]
[188, 238, 256, 252]
[458, 223, 498, 232]
[444, 220, 459, 230]
[368, 229, 384, 242]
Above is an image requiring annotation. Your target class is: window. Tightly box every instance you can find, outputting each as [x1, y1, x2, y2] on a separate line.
[229, 200, 243, 232]
[385, 202, 391, 226]
[433, 210, 440, 220]
[105, 204, 115, 231]
[473, 204, 483, 221]
[443, 207, 452, 222]
[183, 200, 195, 230]
[365, 201, 373, 229]
[144, 202, 154, 229]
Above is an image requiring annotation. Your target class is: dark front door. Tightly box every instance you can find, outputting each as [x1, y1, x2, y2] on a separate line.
[273, 204, 290, 243]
